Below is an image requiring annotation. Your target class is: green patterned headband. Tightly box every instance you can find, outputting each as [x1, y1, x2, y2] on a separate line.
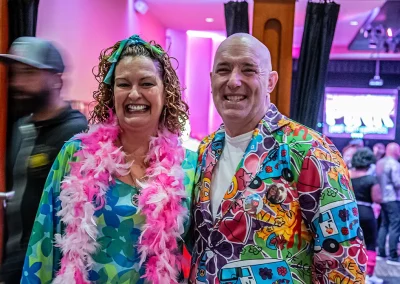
[103, 35, 163, 85]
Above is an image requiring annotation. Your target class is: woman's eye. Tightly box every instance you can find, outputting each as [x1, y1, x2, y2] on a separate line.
[142, 82, 154, 87]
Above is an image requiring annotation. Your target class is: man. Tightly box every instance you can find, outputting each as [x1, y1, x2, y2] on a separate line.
[0, 37, 88, 283]
[373, 143, 386, 161]
[367, 143, 386, 176]
[376, 142, 400, 265]
[189, 34, 365, 284]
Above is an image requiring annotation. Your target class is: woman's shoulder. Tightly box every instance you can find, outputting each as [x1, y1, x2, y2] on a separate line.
[182, 148, 198, 177]
[352, 174, 378, 186]
[184, 148, 198, 160]
[60, 138, 83, 156]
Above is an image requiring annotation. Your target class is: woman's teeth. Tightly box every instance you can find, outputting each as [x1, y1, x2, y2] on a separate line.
[125, 104, 149, 112]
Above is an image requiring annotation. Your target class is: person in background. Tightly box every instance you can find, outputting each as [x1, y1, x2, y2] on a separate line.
[373, 143, 386, 161]
[370, 143, 386, 231]
[368, 143, 386, 176]
[342, 139, 364, 169]
[376, 142, 400, 265]
[21, 35, 197, 284]
[349, 138, 364, 148]
[350, 148, 383, 284]
[0, 37, 88, 283]
[342, 145, 358, 169]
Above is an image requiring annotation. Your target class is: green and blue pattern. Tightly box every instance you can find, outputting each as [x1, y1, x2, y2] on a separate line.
[21, 140, 197, 284]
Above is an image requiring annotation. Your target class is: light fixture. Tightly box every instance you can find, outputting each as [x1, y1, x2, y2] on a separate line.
[350, 21, 359, 26]
[134, 0, 148, 15]
[205, 18, 214, 23]
[387, 28, 393, 37]
[186, 30, 226, 41]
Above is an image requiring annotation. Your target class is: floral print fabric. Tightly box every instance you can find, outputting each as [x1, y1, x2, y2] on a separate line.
[22, 140, 197, 284]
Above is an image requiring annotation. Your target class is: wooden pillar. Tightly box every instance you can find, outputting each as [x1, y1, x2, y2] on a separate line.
[0, 0, 8, 264]
[252, 0, 295, 117]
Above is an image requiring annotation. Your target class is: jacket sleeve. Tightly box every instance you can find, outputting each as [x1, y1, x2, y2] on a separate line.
[297, 142, 366, 284]
[181, 149, 198, 253]
[21, 141, 81, 284]
[390, 160, 400, 190]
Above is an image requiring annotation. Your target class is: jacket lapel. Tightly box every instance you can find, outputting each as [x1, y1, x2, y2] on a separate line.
[196, 128, 226, 229]
[215, 104, 290, 222]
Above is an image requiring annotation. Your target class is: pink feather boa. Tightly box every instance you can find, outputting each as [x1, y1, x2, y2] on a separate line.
[53, 116, 187, 284]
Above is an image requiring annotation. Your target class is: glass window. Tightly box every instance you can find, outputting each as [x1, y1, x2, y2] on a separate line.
[241, 268, 251, 277]
[220, 268, 238, 281]
[321, 212, 331, 222]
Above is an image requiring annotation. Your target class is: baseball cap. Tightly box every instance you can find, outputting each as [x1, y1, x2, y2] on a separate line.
[0, 37, 64, 73]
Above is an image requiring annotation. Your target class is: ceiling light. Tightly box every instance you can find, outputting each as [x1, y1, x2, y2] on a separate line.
[186, 30, 226, 41]
[387, 28, 393, 37]
[205, 18, 214, 23]
[134, 0, 148, 15]
[350, 21, 358, 26]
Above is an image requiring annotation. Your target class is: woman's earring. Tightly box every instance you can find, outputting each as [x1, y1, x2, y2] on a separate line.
[163, 107, 167, 123]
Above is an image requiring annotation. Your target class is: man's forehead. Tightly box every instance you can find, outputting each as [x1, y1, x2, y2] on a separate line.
[215, 53, 261, 66]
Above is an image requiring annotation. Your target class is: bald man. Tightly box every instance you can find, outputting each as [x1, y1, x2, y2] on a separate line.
[376, 142, 400, 265]
[189, 34, 365, 284]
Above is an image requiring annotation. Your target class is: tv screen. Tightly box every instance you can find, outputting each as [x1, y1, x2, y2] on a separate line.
[323, 87, 398, 140]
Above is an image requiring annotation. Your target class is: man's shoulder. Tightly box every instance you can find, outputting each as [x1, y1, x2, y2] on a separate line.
[284, 118, 341, 156]
[198, 130, 221, 149]
[54, 113, 88, 138]
[285, 119, 322, 139]
[386, 157, 400, 168]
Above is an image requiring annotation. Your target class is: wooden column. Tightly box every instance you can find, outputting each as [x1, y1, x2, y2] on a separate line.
[252, 0, 295, 117]
[0, 0, 8, 264]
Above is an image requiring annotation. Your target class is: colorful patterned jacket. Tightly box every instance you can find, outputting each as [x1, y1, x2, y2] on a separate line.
[189, 104, 366, 284]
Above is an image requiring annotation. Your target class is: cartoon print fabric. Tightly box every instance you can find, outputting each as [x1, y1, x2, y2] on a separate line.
[190, 104, 365, 284]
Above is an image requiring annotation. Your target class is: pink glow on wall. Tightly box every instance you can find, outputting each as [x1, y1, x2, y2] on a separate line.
[182, 31, 226, 138]
[37, 0, 166, 103]
[137, 12, 166, 47]
[208, 36, 225, 133]
[185, 35, 212, 139]
[166, 29, 187, 92]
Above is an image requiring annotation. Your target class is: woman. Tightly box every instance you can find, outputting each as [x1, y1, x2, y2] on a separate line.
[349, 148, 382, 284]
[21, 35, 197, 284]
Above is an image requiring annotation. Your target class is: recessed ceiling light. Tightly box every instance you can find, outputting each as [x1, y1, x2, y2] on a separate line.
[205, 18, 214, 23]
[350, 21, 359, 26]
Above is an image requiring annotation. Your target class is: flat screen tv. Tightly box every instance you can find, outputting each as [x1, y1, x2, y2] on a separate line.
[323, 87, 398, 140]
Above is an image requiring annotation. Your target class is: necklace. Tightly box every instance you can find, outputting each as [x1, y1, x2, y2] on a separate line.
[128, 163, 148, 206]
[128, 169, 147, 188]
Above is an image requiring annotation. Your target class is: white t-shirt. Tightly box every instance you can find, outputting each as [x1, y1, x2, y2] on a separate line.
[210, 131, 253, 220]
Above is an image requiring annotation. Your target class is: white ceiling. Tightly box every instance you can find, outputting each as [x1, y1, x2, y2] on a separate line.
[144, 0, 400, 59]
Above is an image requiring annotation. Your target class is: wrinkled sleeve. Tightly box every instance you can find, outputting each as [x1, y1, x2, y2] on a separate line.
[21, 141, 81, 284]
[297, 145, 366, 284]
[390, 160, 400, 190]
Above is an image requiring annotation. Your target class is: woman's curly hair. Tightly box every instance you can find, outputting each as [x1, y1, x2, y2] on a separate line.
[351, 147, 376, 170]
[89, 39, 189, 135]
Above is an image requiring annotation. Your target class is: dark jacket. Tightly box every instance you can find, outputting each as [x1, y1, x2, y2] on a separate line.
[1, 105, 87, 280]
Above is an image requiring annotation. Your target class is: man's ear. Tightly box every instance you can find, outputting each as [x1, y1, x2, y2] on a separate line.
[52, 73, 63, 90]
[267, 71, 278, 93]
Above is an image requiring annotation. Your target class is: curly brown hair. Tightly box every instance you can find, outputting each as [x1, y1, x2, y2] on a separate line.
[89, 39, 189, 135]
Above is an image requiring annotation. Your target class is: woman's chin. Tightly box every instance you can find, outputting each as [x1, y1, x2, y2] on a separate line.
[119, 116, 159, 133]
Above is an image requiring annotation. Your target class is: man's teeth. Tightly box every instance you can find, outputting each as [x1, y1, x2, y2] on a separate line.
[226, 96, 245, 102]
[127, 105, 148, 111]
